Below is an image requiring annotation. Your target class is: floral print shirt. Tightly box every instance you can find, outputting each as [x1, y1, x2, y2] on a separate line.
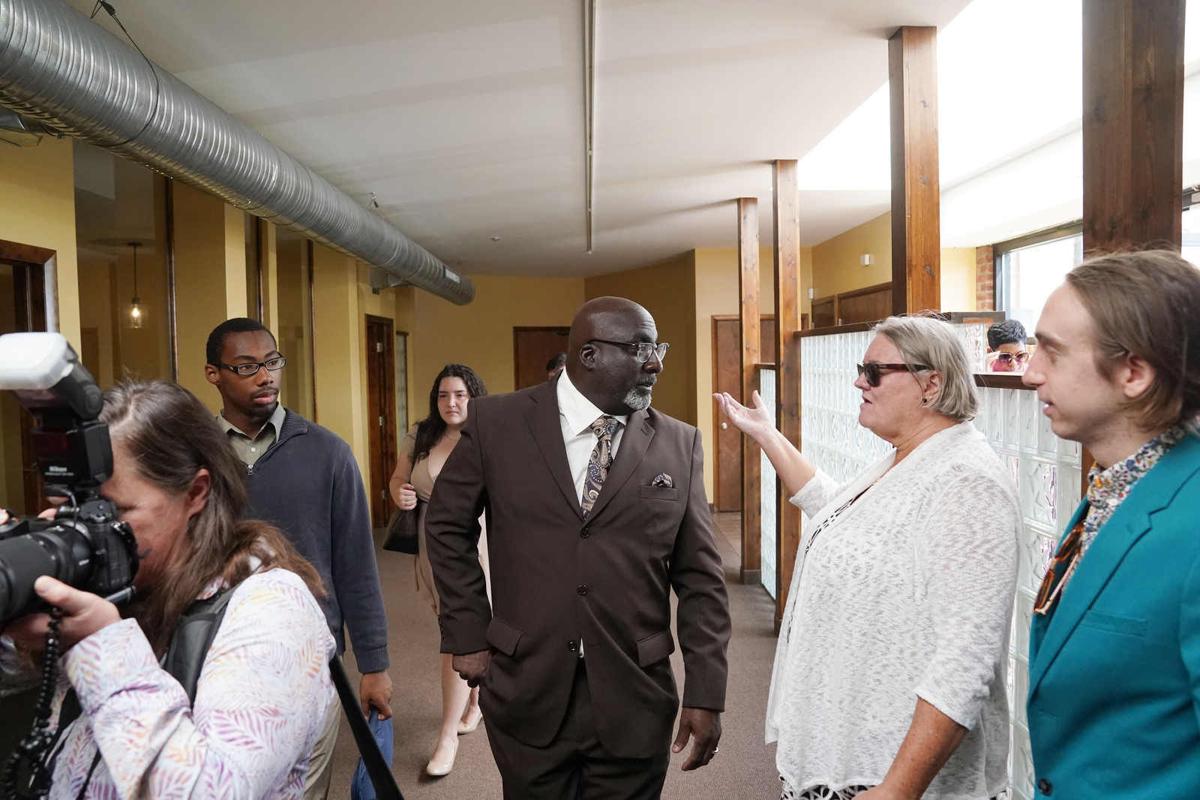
[1068, 419, 1198, 590]
[48, 568, 336, 799]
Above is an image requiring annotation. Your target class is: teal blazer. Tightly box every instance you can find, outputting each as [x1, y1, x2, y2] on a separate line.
[1027, 433, 1200, 799]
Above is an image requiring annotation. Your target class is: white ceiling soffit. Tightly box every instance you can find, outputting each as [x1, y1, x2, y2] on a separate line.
[802, 0, 1200, 249]
[65, 0, 972, 276]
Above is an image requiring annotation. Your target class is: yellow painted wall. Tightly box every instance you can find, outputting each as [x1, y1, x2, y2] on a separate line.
[811, 212, 893, 299]
[811, 211, 977, 312]
[411, 274, 585, 401]
[940, 247, 977, 312]
[311, 244, 368, 474]
[172, 183, 246, 411]
[0, 137, 81, 349]
[584, 253, 697, 426]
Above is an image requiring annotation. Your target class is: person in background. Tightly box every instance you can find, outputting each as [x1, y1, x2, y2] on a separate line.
[986, 319, 1029, 373]
[718, 315, 1018, 800]
[2, 381, 334, 798]
[546, 352, 567, 382]
[389, 363, 489, 777]
[204, 318, 391, 800]
[1022, 251, 1200, 799]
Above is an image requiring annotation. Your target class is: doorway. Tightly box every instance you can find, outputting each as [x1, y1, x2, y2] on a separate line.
[0, 245, 49, 516]
[365, 315, 398, 527]
[513, 326, 570, 390]
[711, 315, 777, 512]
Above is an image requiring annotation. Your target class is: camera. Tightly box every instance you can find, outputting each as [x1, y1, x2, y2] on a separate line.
[0, 333, 138, 627]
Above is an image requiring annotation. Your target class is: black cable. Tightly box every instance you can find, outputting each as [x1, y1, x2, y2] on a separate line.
[0, 608, 65, 800]
[94, 2, 162, 151]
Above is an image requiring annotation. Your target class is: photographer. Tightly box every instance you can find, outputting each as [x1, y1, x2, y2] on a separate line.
[0, 380, 335, 798]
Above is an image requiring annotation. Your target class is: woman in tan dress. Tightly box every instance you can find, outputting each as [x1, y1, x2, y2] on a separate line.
[389, 363, 488, 778]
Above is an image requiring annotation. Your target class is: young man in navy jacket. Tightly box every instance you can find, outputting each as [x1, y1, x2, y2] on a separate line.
[205, 318, 391, 799]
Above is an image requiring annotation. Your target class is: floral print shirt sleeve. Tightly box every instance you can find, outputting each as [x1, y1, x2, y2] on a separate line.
[53, 568, 336, 799]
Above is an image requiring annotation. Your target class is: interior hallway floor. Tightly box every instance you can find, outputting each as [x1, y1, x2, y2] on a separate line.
[332, 512, 781, 799]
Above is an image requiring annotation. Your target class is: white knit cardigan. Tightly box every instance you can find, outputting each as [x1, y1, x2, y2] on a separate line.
[766, 422, 1019, 799]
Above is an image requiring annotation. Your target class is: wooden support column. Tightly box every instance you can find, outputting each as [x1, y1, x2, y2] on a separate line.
[1082, 0, 1185, 254]
[889, 26, 941, 315]
[773, 160, 802, 624]
[737, 197, 762, 585]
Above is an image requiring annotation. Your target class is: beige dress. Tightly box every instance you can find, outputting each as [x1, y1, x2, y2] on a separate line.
[404, 430, 488, 614]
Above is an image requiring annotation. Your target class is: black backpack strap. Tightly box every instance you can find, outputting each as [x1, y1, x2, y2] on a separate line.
[329, 656, 404, 800]
[162, 586, 239, 704]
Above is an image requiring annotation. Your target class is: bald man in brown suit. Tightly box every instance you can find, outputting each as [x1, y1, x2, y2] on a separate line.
[425, 297, 731, 799]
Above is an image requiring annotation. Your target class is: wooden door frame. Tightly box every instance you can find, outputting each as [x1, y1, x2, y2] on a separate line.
[710, 314, 777, 512]
[364, 314, 398, 528]
[512, 325, 571, 389]
[0, 239, 57, 334]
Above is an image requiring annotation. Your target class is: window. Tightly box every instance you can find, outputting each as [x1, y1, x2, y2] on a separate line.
[995, 227, 1082, 335]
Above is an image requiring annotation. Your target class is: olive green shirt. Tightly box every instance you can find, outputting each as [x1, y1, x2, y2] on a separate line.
[217, 403, 287, 467]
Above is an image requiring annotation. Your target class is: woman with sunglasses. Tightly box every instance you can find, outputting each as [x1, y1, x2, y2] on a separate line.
[717, 316, 1019, 800]
[986, 319, 1030, 373]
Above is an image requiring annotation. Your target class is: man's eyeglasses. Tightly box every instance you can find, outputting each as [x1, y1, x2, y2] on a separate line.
[219, 356, 287, 377]
[589, 339, 670, 364]
[855, 362, 930, 388]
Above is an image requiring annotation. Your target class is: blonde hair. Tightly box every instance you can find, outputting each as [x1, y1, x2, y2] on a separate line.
[873, 315, 978, 421]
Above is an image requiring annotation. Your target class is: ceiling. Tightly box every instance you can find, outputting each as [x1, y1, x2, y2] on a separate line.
[66, 0, 974, 276]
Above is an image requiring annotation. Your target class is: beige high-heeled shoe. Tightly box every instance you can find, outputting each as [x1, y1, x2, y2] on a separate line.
[457, 708, 483, 735]
[425, 738, 458, 777]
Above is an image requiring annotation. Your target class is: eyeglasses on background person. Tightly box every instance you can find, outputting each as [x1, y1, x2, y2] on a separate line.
[588, 339, 670, 364]
[987, 351, 1029, 372]
[219, 356, 287, 377]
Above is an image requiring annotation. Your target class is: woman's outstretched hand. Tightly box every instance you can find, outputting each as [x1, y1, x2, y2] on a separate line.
[714, 390, 776, 443]
[4, 577, 120, 653]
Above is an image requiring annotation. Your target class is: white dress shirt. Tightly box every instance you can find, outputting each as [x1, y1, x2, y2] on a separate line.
[555, 371, 629, 660]
[556, 370, 629, 506]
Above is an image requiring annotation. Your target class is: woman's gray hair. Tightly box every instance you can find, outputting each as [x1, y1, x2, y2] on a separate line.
[873, 315, 978, 421]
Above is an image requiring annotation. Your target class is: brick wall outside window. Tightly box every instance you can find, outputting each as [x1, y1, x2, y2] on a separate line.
[975, 245, 995, 311]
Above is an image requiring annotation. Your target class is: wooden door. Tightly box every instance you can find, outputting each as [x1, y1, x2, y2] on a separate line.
[513, 327, 570, 390]
[0, 258, 47, 514]
[365, 315, 398, 528]
[712, 316, 777, 512]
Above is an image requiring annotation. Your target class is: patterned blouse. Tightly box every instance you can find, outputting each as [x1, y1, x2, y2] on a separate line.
[48, 568, 336, 799]
[1066, 419, 1198, 591]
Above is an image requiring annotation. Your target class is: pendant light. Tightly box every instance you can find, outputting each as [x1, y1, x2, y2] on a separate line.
[127, 241, 144, 329]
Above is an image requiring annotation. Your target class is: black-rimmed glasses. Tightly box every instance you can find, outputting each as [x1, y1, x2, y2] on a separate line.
[589, 339, 670, 364]
[855, 362, 931, 387]
[219, 356, 287, 377]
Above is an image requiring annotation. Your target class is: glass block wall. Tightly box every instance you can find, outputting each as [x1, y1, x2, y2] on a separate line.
[759, 367, 777, 600]
[783, 327, 1082, 800]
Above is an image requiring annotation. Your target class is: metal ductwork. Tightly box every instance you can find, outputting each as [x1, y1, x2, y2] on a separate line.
[0, 0, 474, 304]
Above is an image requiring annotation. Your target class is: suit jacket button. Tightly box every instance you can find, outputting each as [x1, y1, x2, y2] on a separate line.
[567, 640, 578, 652]
[580, 527, 591, 539]
[1037, 778, 1052, 795]
[576, 584, 590, 596]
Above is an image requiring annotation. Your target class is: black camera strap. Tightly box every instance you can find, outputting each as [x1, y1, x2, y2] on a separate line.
[329, 655, 405, 800]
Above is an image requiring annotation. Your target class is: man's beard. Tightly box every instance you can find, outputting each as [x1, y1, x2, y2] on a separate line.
[623, 384, 653, 411]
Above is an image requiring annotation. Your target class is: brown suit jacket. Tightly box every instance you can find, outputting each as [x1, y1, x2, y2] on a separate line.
[425, 379, 731, 759]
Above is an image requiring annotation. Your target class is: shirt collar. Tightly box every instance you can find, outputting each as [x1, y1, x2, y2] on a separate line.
[218, 403, 287, 441]
[1086, 420, 1191, 509]
[556, 371, 628, 435]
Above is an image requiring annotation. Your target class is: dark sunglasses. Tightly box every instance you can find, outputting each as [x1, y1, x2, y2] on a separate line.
[855, 362, 931, 388]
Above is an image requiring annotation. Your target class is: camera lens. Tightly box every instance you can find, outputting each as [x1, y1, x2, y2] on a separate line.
[0, 525, 92, 626]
